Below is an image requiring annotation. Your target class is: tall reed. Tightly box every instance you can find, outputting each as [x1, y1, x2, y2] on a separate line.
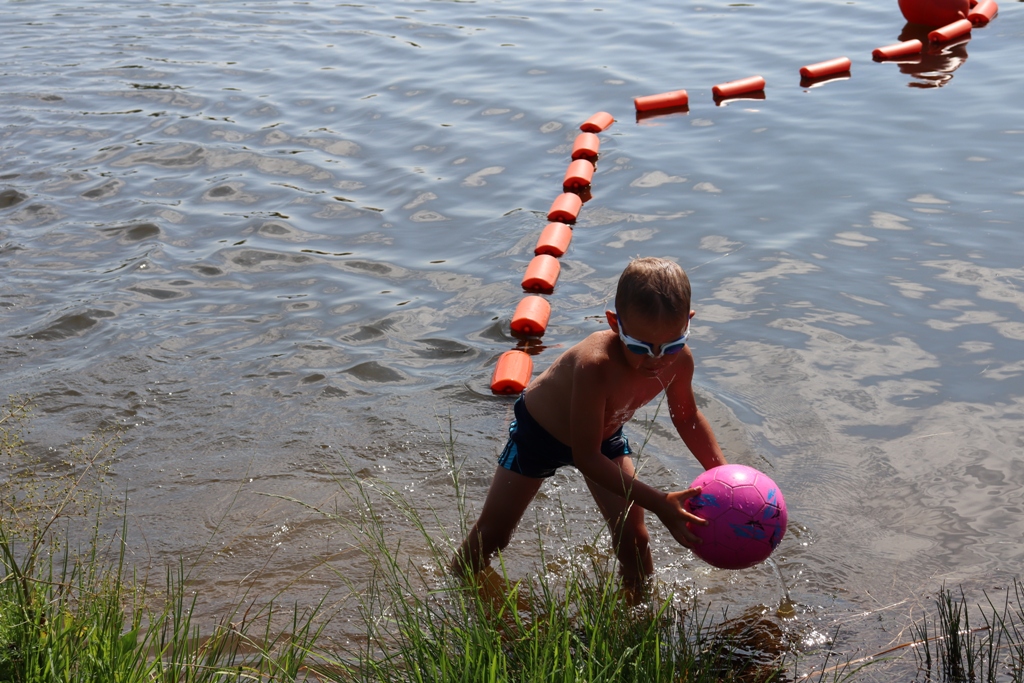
[912, 582, 1024, 682]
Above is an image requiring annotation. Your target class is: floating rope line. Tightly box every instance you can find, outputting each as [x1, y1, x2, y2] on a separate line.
[488, 0, 1000, 394]
[489, 112, 609, 394]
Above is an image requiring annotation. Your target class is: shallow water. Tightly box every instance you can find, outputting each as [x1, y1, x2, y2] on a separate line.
[3, 0, 1024, 668]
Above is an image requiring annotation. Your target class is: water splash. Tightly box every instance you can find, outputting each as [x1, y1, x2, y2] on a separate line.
[766, 557, 796, 618]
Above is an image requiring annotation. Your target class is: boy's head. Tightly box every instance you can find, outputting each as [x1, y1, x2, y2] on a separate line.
[614, 257, 691, 325]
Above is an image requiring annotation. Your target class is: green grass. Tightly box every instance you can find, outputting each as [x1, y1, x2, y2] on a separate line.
[0, 530, 331, 682]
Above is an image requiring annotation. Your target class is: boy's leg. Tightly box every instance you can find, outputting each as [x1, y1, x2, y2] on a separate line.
[452, 466, 543, 577]
[584, 455, 654, 586]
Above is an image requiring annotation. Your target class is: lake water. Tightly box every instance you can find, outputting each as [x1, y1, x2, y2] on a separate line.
[2, 0, 1023, 672]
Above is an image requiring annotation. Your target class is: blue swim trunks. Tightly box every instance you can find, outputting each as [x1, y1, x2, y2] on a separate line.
[497, 394, 632, 479]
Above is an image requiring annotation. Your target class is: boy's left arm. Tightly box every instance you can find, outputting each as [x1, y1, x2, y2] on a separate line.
[665, 354, 727, 471]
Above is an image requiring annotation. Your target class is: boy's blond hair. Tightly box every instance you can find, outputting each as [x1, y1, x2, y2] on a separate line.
[614, 257, 691, 323]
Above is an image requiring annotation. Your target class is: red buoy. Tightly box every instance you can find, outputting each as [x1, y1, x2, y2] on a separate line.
[510, 296, 551, 337]
[570, 133, 600, 161]
[490, 350, 533, 395]
[799, 57, 851, 79]
[872, 39, 924, 59]
[522, 254, 561, 293]
[929, 18, 972, 41]
[712, 76, 766, 99]
[534, 222, 572, 257]
[546, 192, 583, 223]
[562, 159, 595, 191]
[633, 89, 689, 112]
[968, 0, 997, 25]
[898, 0, 969, 26]
[580, 111, 614, 133]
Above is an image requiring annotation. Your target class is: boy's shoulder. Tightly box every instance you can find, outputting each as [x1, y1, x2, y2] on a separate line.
[540, 330, 621, 390]
[567, 329, 619, 366]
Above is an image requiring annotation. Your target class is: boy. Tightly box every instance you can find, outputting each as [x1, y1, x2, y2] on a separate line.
[453, 257, 727, 587]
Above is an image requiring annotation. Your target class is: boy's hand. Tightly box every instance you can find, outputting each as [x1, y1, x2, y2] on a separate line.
[658, 487, 708, 549]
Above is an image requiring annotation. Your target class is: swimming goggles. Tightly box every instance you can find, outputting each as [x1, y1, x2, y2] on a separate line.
[615, 313, 690, 358]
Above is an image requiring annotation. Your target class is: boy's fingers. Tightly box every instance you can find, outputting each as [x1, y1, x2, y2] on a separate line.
[671, 487, 707, 525]
[668, 486, 701, 502]
[684, 510, 709, 526]
[676, 514, 707, 547]
[673, 526, 702, 547]
[663, 487, 708, 545]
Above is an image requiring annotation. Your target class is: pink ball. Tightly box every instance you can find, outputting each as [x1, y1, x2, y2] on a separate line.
[898, 0, 969, 27]
[684, 464, 787, 570]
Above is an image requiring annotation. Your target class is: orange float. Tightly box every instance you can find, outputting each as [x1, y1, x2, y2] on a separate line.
[510, 295, 551, 337]
[968, 0, 997, 25]
[579, 111, 614, 133]
[712, 76, 766, 99]
[898, 0, 970, 26]
[490, 350, 533, 395]
[522, 254, 561, 293]
[534, 221, 572, 257]
[546, 192, 583, 223]
[872, 39, 924, 59]
[562, 159, 595, 191]
[634, 89, 689, 112]
[929, 18, 972, 41]
[799, 57, 851, 79]
[571, 133, 600, 161]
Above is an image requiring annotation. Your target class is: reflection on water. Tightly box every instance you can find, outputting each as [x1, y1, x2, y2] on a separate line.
[800, 73, 851, 90]
[2, 0, 1023, 666]
[714, 91, 767, 107]
[896, 23, 970, 88]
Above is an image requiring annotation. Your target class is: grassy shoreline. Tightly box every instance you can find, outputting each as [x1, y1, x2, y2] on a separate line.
[5, 396, 1024, 682]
